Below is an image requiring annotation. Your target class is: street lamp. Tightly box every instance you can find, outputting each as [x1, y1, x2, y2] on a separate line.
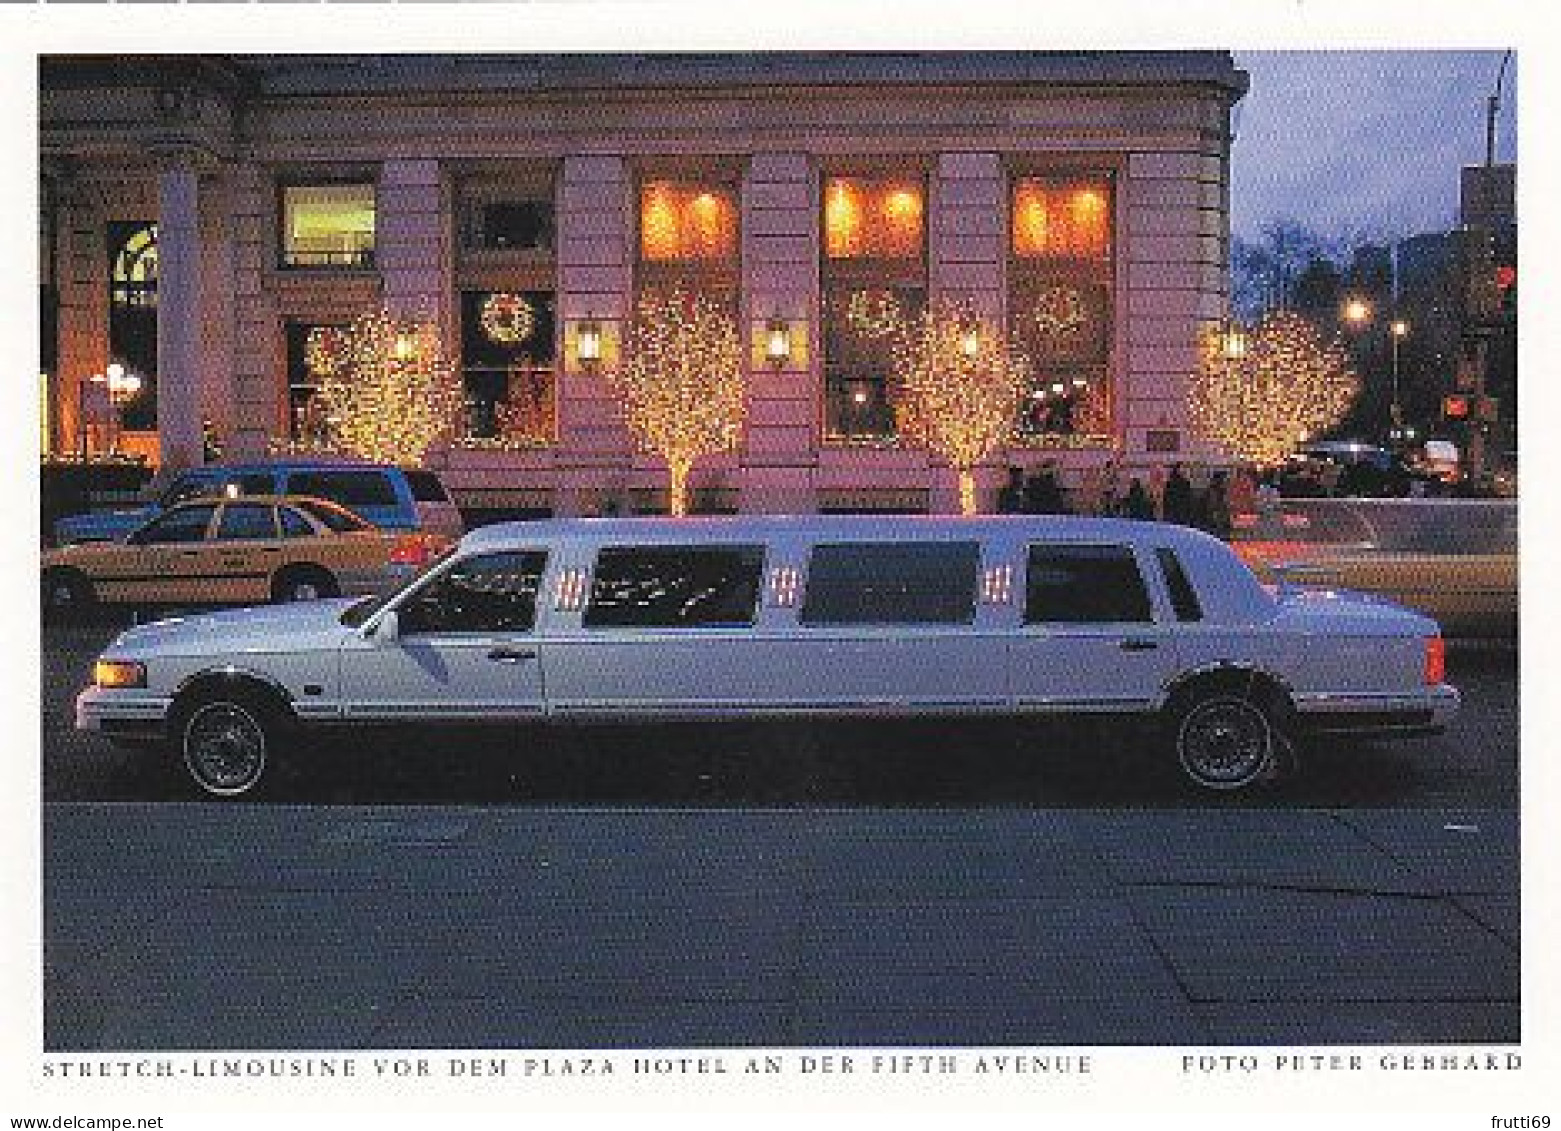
[1342, 297, 1372, 328]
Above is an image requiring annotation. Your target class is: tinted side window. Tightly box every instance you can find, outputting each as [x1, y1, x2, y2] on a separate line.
[1025, 544, 1152, 624]
[130, 505, 218, 545]
[405, 470, 451, 503]
[160, 475, 217, 507]
[584, 546, 764, 629]
[1156, 547, 1203, 622]
[216, 504, 278, 541]
[278, 506, 315, 538]
[399, 552, 548, 634]
[801, 542, 980, 625]
[285, 470, 398, 509]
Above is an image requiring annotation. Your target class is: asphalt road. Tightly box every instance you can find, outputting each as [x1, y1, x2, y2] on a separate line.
[40, 611, 1518, 809]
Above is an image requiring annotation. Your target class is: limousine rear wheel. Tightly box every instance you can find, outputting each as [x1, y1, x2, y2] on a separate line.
[1171, 692, 1279, 792]
[177, 695, 276, 797]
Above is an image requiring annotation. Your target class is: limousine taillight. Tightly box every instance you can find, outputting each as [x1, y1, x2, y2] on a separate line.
[1425, 636, 1446, 686]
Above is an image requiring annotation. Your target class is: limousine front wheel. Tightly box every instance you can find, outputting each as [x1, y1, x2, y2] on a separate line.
[179, 699, 271, 797]
[1172, 693, 1279, 792]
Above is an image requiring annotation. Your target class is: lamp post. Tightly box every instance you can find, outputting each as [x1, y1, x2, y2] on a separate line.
[1388, 319, 1410, 435]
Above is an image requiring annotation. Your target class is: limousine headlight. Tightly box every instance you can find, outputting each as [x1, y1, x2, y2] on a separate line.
[93, 659, 146, 690]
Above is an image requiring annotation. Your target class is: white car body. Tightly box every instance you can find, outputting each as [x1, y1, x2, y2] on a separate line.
[78, 515, 1458, 794]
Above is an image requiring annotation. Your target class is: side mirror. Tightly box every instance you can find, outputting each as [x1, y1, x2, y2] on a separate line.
[368, 609, 400, 643]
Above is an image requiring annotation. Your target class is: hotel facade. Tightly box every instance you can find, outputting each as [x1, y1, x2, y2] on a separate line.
[40, 52, 1247, 516]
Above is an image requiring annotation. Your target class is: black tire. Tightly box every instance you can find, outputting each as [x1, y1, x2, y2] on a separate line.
[270, 565, 339, 604]
[41, 567, 95, 623]
[1167, 683, 1290, 792]
[171, 689, 286, 798]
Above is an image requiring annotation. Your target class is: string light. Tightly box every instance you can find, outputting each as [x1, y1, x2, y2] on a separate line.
[889, 297, 1033, 515]
[1189, 310, 1360, 467]
[609, 286, 746, 517]
[304, 326, 347, 376]
[843, 288, 906, 339]
[313, 308, 464, 465]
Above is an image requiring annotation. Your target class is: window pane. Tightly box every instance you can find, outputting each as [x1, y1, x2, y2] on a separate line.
[285, 471, 397, 509]
[405, 470, 450, 503]
[279, 507, 315, 538]
[585, 546, 764, 629]
[132, 505, 216, 545]
[822, 285, 924, 440]
[1156, 548, 1203, 622]
[639, 181, 739, 263]
[480, 200, 553, 250]
[294, 499, 373, 533]
[459, 290, 556, 442]
[400, 551, 548, 634]
[282, 185, 376, 268]
[824, 178, 924, 260]
[216, 504, 278, 542]
[801, 542, 979, 625]
[1012, 179, 1112, 260]
[1025, 544, 1152, 624]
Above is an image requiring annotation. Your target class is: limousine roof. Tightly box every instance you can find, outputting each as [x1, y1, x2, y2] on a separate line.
[460, 515, 1277, 624]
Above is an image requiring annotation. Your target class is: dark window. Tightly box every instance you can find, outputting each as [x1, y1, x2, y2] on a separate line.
[285, 471, 398, 510]
[1156, 548, 1203, 622]
[279, 507, 315, 538]
[1025, 544, 1152, 624]
[398, 551, 548, 635]
[129, 505, 217, 546]
[216, 504, 278, 542]
[584, 546, 764, 629]
[233, 473, 276, 496]
[474, 200, 553, 251]
[106, 221, 157, 432]
[405, 470, 450, 503]
[801, 542, 979, 625]
[294, 499, 373, 533]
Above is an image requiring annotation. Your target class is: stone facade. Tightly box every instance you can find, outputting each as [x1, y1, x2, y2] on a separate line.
[40, 53, 1246, 515]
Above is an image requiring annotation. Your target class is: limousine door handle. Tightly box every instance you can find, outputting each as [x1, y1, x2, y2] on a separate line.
[1118, 638, 1160, 652]
[486, 646, 537, 664]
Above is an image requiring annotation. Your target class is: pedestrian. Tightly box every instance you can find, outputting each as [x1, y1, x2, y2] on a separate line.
[1123, 477, 1155, 520]
[1148, 464, 1168, 520]
[1227, 463, 1258, 526]
[1161, 462, 1195, 526]
[1094, 458, 1122, 517]
[1203, 469, 1232, 539]
[1023, 461, 1070, 514]
[996, 465, 1026, 514]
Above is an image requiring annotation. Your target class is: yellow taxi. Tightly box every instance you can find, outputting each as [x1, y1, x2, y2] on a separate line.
[41, 495, 450, 618]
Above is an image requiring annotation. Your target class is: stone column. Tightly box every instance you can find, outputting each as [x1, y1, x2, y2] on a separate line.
[740, 152, 818, 513]
[930, 152, 1005, 513]
[155, 160, 204, 471]
[378, 159, 451, 325]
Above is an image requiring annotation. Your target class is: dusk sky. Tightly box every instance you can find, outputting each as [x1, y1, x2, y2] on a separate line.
[1231, 50, 1516, 243]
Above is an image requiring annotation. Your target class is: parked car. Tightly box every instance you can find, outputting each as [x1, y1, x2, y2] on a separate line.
[52, 460, 463, 546]
[1229, 498, 1517, 640]
[43, 495, 450, 618]
[77, 515, 1456, 798]
[1281, 440, 1438, 498]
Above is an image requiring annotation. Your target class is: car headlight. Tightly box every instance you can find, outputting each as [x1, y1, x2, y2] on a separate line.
[93, 660, 146, 690]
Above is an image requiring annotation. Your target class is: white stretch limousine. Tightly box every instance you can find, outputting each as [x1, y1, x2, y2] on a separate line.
[78, 515, 1458, 797]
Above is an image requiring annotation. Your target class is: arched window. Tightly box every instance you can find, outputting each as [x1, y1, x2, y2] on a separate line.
[110, 224, 158, 308]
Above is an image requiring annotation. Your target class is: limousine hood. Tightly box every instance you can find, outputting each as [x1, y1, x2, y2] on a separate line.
[108, 598, 362, 658]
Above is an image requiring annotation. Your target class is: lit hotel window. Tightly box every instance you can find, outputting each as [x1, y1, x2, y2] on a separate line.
[822, 175, 927, 440]
[824, 178, 924, 261]
[639, 181, 738, 265]
[1009, 175, 1115, 440]
[281, 184, 376, 269]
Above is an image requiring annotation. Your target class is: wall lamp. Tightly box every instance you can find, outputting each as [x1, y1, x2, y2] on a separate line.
[764, 320, 792, 369]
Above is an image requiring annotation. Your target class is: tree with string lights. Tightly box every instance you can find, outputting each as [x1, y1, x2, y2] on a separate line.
[888, 298, 1033, 515]
[311, 309, 465, 466]
[1189, 309, 1360, 467]
[610, 286, 746, 517]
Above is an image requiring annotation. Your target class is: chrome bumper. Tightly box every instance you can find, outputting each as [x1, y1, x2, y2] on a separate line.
[1292, 684, 1460, 735]
[76, 686, 172, 733]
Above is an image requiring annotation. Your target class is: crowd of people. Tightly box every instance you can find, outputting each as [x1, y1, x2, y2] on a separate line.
[995, 459, 1257, 539]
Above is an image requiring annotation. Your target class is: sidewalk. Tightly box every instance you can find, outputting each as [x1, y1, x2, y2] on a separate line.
[42, 803, 1518, 1049]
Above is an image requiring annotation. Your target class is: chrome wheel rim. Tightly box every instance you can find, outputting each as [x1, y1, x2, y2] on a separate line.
[184, 703, 266, 795]
[1178, 697, 1271, 790]
[285, 581, 320, 602]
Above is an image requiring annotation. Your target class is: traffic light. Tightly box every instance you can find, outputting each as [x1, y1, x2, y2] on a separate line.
[1443, 395, 1471, 420]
